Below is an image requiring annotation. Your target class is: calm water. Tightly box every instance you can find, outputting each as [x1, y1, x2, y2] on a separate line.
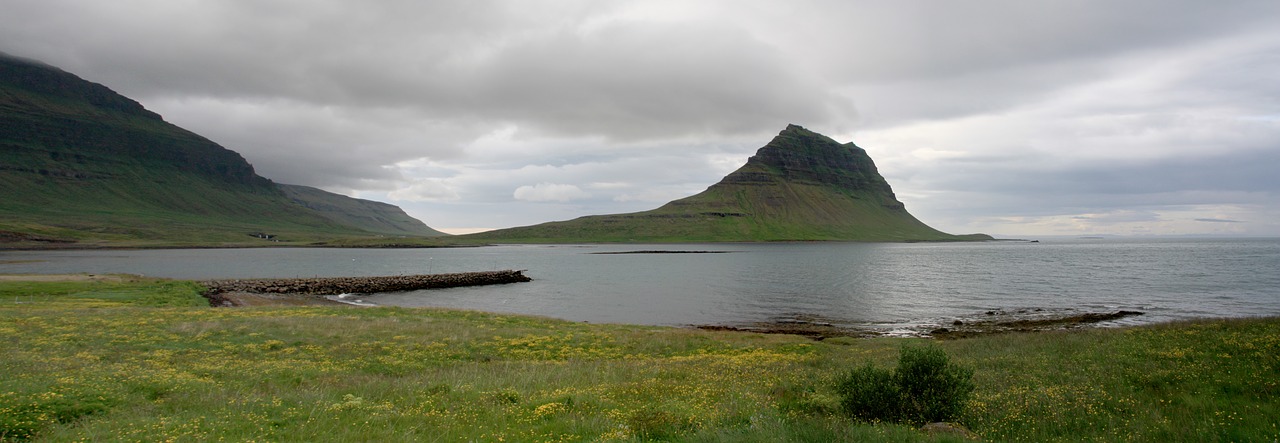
[3, 238, 1278, 333]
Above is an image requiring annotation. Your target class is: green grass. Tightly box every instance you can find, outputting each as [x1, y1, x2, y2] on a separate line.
[0, 157, 422, 248]
[0, 277, 1276, 441]
[0, 277, 206, 308]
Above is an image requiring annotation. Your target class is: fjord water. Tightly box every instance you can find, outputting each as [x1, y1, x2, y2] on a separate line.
[3, 238, 1278, 333]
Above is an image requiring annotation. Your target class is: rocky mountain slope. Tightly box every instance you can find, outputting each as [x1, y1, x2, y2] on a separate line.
[0, 52, 445, 247]
[469, 124, 989, 242]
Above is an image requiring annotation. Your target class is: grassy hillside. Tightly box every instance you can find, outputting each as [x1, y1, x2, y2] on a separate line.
[0, 53, 444, 247]
[469, 183, 958, 243]
[469, 125, 989, 243]
[278, 184, 447, 237]
[1, 276, 1275, 441]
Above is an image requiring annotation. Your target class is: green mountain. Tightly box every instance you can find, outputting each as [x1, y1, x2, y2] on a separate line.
[278, 184, 446, 237]
[0, 52, 445, 247]
[468, 125, 990, 243]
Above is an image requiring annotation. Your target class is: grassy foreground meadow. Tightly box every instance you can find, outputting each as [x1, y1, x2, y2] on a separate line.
[1, 276, 1276, 442]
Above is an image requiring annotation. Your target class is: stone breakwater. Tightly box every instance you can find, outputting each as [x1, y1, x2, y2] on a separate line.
[202, 270, 531, 298]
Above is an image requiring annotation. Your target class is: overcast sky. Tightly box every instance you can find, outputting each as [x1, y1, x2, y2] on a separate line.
[4, 0, 1279, 236]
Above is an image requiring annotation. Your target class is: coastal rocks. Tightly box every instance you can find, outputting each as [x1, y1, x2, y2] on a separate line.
[697, 309, 1146, 340]
[696, 317, 880, 340]
[201, 270, 531, 306]
[930, 309, 1144, 339]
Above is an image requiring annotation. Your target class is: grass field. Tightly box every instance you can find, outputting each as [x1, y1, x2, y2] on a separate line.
[1, 276, 1276, 441]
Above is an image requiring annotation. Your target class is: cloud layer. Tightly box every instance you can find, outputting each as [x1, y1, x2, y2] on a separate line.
[3, 0, 1279, 235]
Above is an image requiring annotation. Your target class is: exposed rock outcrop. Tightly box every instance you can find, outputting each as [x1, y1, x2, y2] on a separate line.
[717, 124, 896, 195]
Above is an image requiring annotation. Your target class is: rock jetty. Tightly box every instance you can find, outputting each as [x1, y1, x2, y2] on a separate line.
[202, 270, 531, 299]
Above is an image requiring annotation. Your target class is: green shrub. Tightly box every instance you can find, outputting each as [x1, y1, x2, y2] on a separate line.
[835, 344, 974, 425]
[835, 363, 902, 422]
[896, 344, 975, 424]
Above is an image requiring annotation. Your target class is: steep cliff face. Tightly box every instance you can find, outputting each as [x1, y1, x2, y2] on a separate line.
[719, 124, 894, 194]
[0, 53, 444, 246]
[470, 125, 986, 242]
[0, 53, 160, 119]
[660, 124, 909, 215]
[0, 52, 270, 188]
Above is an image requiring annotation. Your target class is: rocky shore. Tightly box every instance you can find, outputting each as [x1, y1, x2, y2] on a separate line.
[202, 270, 531, 307]
[928, 309, 1144, 339]
[697, 309, 1146, 340]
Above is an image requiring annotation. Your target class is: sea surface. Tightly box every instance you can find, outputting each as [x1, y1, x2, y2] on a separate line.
[3, 238, 1278, 334]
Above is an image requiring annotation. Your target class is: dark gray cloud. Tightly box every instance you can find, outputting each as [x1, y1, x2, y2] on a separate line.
[2, 0, 1279, 235]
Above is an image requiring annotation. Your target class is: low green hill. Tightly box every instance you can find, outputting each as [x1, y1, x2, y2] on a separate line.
[468, 125, 989, 243]
[0, 53, 445, 248]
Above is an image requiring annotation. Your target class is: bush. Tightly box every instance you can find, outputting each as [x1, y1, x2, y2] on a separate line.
[835, 362, 902, 422]
[896, 344, 975, 424]
[835, 344, 974, 425]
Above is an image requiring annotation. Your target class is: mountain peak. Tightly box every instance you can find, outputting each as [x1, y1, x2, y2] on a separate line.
[469, 125, 985, 242]
[721, 125, 894, 196]
[777, 123, 827, 138]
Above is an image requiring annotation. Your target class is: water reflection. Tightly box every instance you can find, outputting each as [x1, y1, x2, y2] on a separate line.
[3, 239, 1278, 331]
